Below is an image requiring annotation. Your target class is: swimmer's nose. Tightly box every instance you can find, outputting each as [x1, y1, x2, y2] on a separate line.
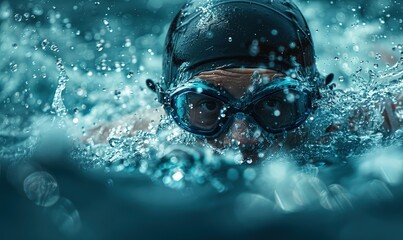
[227, 113, 260, 145]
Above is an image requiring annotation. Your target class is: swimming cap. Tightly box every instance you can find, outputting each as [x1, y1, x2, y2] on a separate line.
[163, 0, 319, 89]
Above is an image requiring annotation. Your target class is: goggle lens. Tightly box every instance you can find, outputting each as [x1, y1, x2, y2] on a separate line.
[172, 92, 225, 132]
[253, 89, 310, 131]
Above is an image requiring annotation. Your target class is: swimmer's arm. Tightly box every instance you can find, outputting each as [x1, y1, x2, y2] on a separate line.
[82, 108, 162, 144]
[324, 93, 402, 135]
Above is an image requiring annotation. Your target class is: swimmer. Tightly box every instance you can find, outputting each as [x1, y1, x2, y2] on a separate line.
[89, 0, 402, 162]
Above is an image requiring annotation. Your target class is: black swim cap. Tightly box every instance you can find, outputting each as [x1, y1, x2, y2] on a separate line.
[163, 0, 319, 89]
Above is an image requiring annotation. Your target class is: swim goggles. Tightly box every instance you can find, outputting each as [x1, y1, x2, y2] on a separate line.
[147, 77, 316, 138]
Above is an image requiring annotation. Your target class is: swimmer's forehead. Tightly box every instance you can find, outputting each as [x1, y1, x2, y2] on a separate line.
[194, 68, 284, 87]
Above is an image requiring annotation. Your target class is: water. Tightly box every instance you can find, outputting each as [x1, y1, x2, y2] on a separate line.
[0, 0, 402, 239]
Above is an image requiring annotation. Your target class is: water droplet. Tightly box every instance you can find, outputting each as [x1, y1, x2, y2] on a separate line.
[249, 39, 260, 56]
[334, 57, 339, 61]
[206, 31, 214, 39]
[96, 41, 103, 51]
[395, 106, 403, 120]
[94, 1, 100, 5]
[271, 29, 278, 36]
[41, 39, 49, 50]
[274, 110, 281, 117]
[103, 18, 113, 32]
[9, 62, 18, 72]
[126, 72, 134, 79]
[108, 138, 122, 147]
[23, 171, 60, 207]
[50, 44, 59, 52]
[12, 43, 18, 49]
[147, 48, 154, 56]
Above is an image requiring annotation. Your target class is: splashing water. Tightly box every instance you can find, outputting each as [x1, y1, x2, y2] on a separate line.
[0, 0, 403, 238]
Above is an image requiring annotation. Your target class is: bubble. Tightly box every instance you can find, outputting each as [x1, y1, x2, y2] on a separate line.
[47, 198, 81, 235]
[227, 168, 239, 181]
[228, 37, 233, 42]
[172, 170, 184, 181]
[274, 110, 281, 117]
[107, 179, 114, 187]
[286, 93, 296, 103]
[243, 168, 256, 181]
[14, 13, 22, 22]
[23, 171, 60, 207]
[12, 43, 18, 49]
[32, 5, 44, 16]
[271, 29, 278, 36]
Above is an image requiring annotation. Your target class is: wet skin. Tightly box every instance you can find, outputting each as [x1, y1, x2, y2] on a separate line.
[192, 68, 309, 162]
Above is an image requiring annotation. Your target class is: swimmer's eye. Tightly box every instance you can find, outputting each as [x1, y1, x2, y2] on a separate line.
[194, 99, 221, 115]
[260, 99, 281, 110]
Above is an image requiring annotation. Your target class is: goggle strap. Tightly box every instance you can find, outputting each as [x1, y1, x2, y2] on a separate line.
[146, 79, 167, 104]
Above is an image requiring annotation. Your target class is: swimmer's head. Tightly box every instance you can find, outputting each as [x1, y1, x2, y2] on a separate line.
[147, 0, 325, 161]
[162, 0, 321, 89]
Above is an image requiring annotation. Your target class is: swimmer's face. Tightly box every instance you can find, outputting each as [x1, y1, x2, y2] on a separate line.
[192, 68, 309, 162]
